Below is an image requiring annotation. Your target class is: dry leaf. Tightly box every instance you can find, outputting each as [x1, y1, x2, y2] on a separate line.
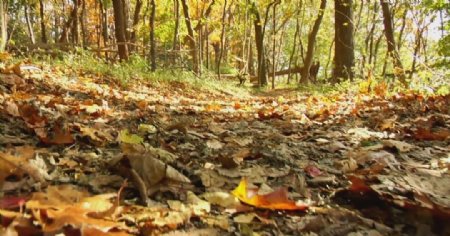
[382, 140, 415, 152]
[0, 152, 45, 187]
[231, 178, 308, 211]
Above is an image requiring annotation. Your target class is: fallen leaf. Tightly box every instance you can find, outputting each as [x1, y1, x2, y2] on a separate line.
[382, 140, 415, 152]
[117, 129, 144, 144]
[334, 158, 358, 173]
[25, 185, 126, 233]
[233, 212, 275, 225]
[231, 178, 308, 211]
[40, 121, 75, 145]
[0, 152, 45, 188]
[0, 196, 28, 209]
[206, 139, 224, 149]
[414, 127, 450, 141]
[304, 165, 323, 177]
[202, 192, 238, 208]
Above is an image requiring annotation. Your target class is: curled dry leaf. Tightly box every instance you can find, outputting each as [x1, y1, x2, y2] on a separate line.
[114, 144, 190, 199]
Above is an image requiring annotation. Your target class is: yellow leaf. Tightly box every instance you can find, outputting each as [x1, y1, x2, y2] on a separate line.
[118, 129, 143, 144]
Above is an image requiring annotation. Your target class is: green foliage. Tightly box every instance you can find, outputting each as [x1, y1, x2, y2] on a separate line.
[42, 50, 250, 97]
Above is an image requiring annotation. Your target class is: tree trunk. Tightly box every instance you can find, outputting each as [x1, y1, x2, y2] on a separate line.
[205, 23, 210, 69]
[80, 0, 88, 47]
[271, 1, 280, 89]
[123, 0, 131, 42]
[217, 0, 227, 80]
[300, 0, 326, 84]
[180, 0, 199, 74]
[71, 0, 79, 44]
[99, 0, 108, 46]
[59, 1, 79, 43]
[112, 0, 129, 61]
[149, 0, 156, 71]
[287, 11, 302, 84]
[251, 2, 268, 86]
[39, 0, 47, 43]
[0, 0, 6, 51]
[379, 0, 407, 86]
[130, 0, 142, 52]
[332, 0, 355, 83]
[24, 5, 36, 45]
[172, 0, 179, 51]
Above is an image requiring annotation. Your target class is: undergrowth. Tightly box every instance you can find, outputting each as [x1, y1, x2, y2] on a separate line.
[36, 51, 251, 97]
[31, 50, 449, 98]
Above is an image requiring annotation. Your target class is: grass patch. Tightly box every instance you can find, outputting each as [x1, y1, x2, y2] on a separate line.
[34, 51, 251, 97]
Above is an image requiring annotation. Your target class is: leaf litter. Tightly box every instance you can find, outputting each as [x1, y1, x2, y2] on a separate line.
[0, 60, 449, 235]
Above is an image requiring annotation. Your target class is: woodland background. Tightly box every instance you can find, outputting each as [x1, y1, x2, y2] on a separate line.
[0, 0, 448, 89]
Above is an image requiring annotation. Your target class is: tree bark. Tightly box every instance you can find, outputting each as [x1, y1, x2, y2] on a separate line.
[217, 0, 227, 80]
[180, 0, 199, 74]
[130, 0, 143, 52]
[251, 2, 268, 86]
[112, 0, 129, 61]
[39, 0, 47, 43]
[0, 0, 6, 51]
[300, 0, 326, 84]
[59, 0, 79, 44]
[123, 0, 131, 41]
[80, 0, 88, 47]
[99, 0, 108, 46]
[271, 1, 280, 89]
[287, 10, 300, 84]
[149, 0, 156, 71]
[332, 0, 355, 83]
[379, 0, 407, 86]
[172, 0, 179, 51]
[71, 0, 79, 44]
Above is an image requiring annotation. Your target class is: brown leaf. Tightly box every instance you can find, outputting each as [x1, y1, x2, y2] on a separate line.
[414, 127, 450, 141]
[40, 122, 75, 145]
[0, 152, 45, 188]
[26, 186, 126, 233]
[19, 104, 47, 128]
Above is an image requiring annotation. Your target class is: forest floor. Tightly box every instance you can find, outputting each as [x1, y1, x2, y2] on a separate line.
[0, 61, 449, 236]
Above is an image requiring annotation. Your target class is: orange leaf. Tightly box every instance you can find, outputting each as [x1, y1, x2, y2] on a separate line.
[40, 122, 75, 145]
[231, 178, 308, 211]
